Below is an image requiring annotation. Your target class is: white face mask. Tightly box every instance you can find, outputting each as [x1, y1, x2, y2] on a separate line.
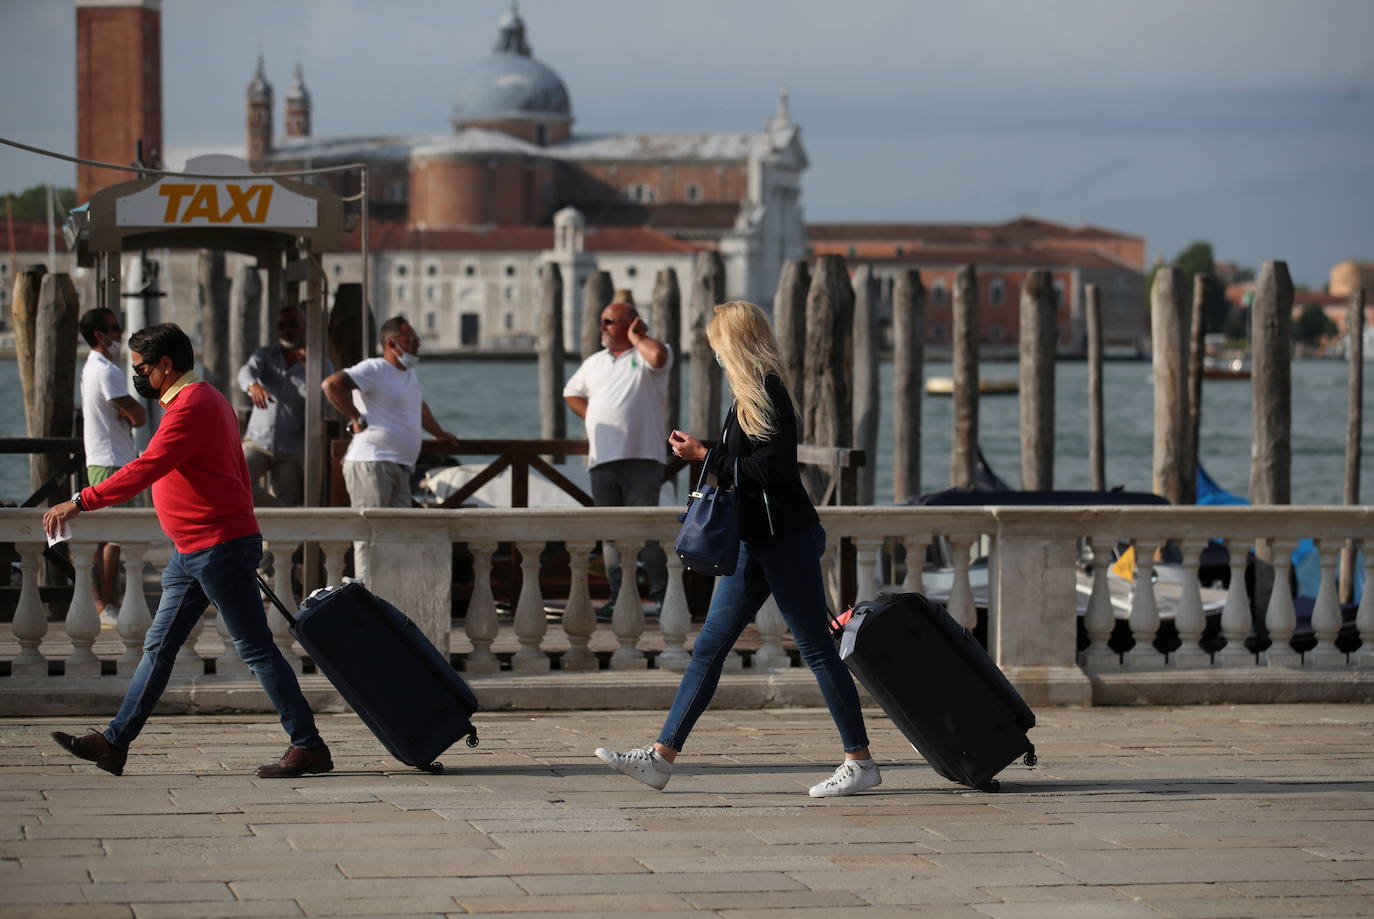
[398, 350, 420, 370]
[101, 334, 122, 361]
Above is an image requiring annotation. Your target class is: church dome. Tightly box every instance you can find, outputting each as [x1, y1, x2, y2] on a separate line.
[452, 7, 571, 123]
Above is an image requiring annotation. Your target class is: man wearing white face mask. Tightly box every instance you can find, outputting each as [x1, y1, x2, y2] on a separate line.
[323, 315, 459, 582]
[78, 308, 147, 626]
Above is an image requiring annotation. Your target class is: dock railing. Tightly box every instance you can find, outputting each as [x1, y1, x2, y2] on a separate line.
[1, 504, 1371, 714]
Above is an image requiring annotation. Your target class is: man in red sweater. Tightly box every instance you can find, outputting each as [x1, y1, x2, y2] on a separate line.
[43, 323, 332, 778]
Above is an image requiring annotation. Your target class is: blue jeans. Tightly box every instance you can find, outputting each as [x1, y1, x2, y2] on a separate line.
[658, 523, 869, 753]
[104, 534, 323, 751]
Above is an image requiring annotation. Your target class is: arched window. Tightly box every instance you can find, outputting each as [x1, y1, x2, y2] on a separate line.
[624, 183, 658, 203]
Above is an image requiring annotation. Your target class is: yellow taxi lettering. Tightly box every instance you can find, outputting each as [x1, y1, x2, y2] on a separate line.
[180, 185, 220, 223]
[158, 184, 196, 222]
[222, 184, 273, 222]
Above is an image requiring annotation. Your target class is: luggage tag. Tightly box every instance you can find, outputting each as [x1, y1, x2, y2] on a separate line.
[837, 607, 867, 660]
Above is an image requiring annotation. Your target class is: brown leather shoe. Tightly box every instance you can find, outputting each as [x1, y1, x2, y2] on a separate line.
[256, 743, 334, 778]
[52, 731, 127, 776]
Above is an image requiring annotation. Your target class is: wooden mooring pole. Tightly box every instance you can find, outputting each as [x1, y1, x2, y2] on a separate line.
[1151, 266, 1189, 505]
[1249, 260, 1292, 506]
[892, 269, 924, 503]
[538, 262, 566, 450]
[1185, 274, 1211, 505]
[11, 267, 44, 439]
[197, 249, 231, 396]
[1085, 283, 1105, 491]
[950, 265, 979, 488]
[651, 268, 681, 434]
[1019, 268, 1056, 491]
[31, 273, 80, 499]
[580, 270, 613, 360]
[773, 259, 809, 416]
[852, 265, 880, 504]
[802, 255, 854, 498]
[1340, 287, 1366, 603]
[687, 251, 725, 438]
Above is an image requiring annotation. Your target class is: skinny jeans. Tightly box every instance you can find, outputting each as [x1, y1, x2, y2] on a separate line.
[103, 534, 323, 751]
[658, 523, 869, 753]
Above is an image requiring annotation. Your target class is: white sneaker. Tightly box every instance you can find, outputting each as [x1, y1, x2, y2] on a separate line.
[808, 758, 881, 797]
[99, 606, 119, 629]
[595, 744, 672, 791]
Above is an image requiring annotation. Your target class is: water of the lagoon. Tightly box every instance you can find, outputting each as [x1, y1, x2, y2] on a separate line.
[2, 356, 1372, 507]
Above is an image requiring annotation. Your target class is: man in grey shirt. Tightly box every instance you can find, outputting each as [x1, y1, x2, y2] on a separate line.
[237, 305, 333, 506]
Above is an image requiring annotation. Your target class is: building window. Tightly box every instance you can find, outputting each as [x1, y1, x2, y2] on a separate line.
[426, 285, 437, 302]
[990, 278, 1004, 306]
[624, 183, 657, 203]
[988, 324, 1003, 342]
[504, 285, 514, 302]
[394, 263, 408, 277]
[626, 265, 638, 278]
[535, 123, 548, 145]
[1053, 280, 1066, 305]
[395, 284, 407, 302]
[426, 311, 437, 331]
[425, 262, 439, 277]
[503, 263, 517, 277]
[463, 263, 477, 277]
[504, 312, 514, 330]
[894, 246, 904, 258]
[847, 246, 857, 258]
[332, 263, 342, 276]
[685, 183, 702, 202]
[932, 279, 947, 305]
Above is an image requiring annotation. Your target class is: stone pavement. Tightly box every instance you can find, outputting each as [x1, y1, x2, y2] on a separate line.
[2, 704, 1374, 918]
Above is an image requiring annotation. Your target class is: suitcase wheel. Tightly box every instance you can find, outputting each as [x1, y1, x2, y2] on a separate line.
[1023, 751, 1038, 768]
[465, 734, 480, 748]
[423, 761, 444, 774]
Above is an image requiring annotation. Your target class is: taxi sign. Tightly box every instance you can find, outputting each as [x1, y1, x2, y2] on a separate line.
[114, 155, 318, 229]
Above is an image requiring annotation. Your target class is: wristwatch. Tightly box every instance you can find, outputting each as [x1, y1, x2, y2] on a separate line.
[350, 416, 368, 433]
[71, 491, 84, 512]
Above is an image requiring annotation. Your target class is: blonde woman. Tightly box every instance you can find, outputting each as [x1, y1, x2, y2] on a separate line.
[595, 301, 879, 797]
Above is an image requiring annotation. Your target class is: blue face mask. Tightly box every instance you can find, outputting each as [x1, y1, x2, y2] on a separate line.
[398, 350, 419, 370]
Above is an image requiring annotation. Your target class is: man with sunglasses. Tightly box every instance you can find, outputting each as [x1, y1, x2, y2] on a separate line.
[563, 291, 672, 613]
[77, 308, 148, 627]
[237, 305, 334, 506]
[43, 322, 334, 779]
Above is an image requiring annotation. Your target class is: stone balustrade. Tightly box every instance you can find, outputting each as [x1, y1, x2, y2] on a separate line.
[2, 504, 1371, 712]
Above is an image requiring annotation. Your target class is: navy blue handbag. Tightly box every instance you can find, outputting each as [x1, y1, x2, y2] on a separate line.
[674, 450, 742, 576]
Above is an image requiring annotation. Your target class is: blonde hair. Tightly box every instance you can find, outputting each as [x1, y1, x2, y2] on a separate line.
[706, 300, 787, 440]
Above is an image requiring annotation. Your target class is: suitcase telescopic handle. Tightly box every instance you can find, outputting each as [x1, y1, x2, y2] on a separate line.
[255, 573, 299, 627]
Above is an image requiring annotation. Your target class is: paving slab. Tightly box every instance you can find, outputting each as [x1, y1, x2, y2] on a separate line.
[0, 704, 1371, 917]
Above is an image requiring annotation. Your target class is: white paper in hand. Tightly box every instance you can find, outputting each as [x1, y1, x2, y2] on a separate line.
[46, 522, 72, 547]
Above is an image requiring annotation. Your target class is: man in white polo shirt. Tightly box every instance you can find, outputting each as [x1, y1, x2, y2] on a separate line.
[321, 315, 459, 582]
[563, 293, 672, 610]
[78, 308, 147, 627]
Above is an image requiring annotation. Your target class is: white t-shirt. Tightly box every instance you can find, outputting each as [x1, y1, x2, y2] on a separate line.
[563, 345, 673, 468]
[342, 357, 423, 468]
[80, 350, 137, 467]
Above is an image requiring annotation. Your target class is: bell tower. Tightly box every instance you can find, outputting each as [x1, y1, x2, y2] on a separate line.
[284, 61, 311, 138]
[246, 53, 273, 161]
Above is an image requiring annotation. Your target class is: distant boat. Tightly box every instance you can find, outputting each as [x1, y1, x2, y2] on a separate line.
[1202, 356, 1250, 380]
[925, 377, 1018, 396]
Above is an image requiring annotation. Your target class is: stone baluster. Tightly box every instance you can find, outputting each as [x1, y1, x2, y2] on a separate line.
[1126, 539, 1165, 668]
[1079, 536, 1118, 668]
[115, 542, 152, 673]
[1356, 542, 1373, 668]
[322, 541, 349, 587]
[511, 540, 550, 673]
[608, 539, 647, 670]
[1216, 538, 1254, 666]
[1307, 538, 1345, 668]
[561, 540, 598, 672]
[265, 541, 298, 662]
[1263, 539, 1299, 667]
[901, 534, 928, 595]
[655, 551, 691, 671]
[1172, 538, 1209, 668]
[11, 542, 49, 677]
[463, 542, 500, 675]
[946, 534, 977, 631]
[63, 541, 102, 677]
[854, 538, 884, 602]
[752, 595, 790, 671]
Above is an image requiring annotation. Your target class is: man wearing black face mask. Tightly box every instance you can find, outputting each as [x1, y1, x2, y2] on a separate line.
[236, 305, 334, 506]
[43, 322, 334, 779]
[77, 308, 148, 626]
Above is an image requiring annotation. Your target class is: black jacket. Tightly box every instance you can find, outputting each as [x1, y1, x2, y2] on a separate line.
[703, 373, 819, 541]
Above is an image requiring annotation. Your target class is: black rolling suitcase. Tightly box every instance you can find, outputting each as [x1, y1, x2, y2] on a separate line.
[834, 592, 1036, 790]
[257, 576, 479, 773]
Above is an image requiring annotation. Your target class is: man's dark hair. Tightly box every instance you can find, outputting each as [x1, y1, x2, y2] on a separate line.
[128, 323, 195, 372]
[379, 314, 410, 346]
[78, 308, 118, 348]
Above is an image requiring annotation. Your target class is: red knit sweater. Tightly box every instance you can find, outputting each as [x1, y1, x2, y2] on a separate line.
[81, 381, 259, 553]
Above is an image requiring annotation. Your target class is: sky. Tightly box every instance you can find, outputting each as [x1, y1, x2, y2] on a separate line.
[2, 0, 1372, 289]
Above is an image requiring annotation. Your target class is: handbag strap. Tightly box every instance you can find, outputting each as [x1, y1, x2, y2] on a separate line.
[692, 408, 740, 495]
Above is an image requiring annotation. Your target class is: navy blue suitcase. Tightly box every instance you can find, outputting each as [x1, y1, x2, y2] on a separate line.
[258, 577, 479, 772]
[835, 592, 1036, 790]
